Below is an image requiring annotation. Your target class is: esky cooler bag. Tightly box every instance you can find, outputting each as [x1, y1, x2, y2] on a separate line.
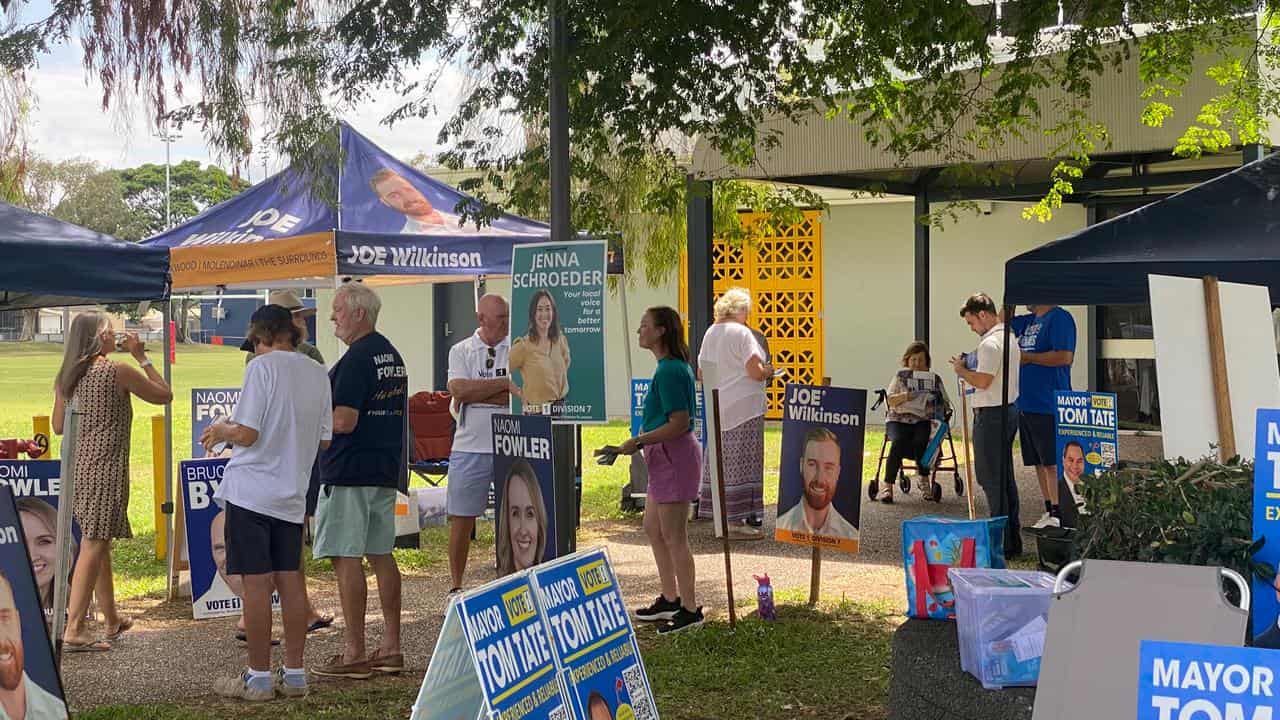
[902, 515, 1007, 620]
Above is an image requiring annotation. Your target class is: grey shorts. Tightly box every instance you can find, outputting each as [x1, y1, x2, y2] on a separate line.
[446, 451, 494, 518]
[312, 485, 397, 558]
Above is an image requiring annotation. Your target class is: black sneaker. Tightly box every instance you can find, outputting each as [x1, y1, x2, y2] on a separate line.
[746, 514, 763, 528]
[658, 606, 705, 635]
[634, 595, 681, 622]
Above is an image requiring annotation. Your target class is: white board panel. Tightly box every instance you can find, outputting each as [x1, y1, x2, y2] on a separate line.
[1149, 274, 1280, 461]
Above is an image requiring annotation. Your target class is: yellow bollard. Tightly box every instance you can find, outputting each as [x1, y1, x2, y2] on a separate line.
[31, 416, 52, 458]
[152, 414, 168, 560]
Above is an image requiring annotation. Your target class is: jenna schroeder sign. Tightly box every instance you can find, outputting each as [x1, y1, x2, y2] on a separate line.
[509, 241, 607, 424]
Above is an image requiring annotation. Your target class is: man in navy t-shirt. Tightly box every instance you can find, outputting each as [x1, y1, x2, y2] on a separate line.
[1011, 305, 1077, 530]
[313, 282, 408, 680]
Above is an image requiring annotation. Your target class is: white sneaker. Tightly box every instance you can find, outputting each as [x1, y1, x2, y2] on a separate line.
[1032, 512, 1060, 530]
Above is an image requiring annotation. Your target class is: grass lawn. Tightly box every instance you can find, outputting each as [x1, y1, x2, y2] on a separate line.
[75, 591, 896, 720]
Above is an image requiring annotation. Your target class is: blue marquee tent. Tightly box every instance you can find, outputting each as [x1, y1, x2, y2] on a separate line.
[0, 202, 170, 310]
[144, 123, 550, 289]
[1004, 153, 1280, 305]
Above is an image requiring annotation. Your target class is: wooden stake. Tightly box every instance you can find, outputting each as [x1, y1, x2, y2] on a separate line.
[959, 379, 977, 521]
[710, 389, 736, 627]
[808, 376, 832, 607]
[1202, 276, 1237, 460]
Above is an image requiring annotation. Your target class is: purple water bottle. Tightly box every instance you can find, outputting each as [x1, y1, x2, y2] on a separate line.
[754, 573, 776, 620]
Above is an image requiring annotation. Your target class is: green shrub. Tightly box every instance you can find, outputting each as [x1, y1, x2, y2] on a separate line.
[1075, 457, 1267, 584]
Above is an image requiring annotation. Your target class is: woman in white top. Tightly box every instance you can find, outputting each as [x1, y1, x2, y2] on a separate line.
[696, 287, 774, 536]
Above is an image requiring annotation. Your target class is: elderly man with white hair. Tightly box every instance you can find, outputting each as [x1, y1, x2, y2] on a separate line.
[312, 282, 409, 680]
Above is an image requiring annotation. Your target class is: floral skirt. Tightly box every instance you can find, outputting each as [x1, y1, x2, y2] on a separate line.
[697, 415, 764, 522]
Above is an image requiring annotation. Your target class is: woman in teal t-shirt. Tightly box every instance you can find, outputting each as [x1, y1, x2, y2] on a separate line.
[615, 306, 704, 634]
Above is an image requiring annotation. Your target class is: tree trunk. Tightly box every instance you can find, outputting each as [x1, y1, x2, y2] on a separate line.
[18, 309, 37, 341]
[177, 298, 196, 343]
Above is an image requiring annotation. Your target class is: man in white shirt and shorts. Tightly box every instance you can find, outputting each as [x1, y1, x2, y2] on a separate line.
[201, 304, 332, 701]
[446, 294, 513, 593]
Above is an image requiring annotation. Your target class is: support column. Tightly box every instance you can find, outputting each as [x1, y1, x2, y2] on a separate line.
[914, 185, 930, 345]
[548, 0, 576, 555]
[686, 176, 714, 358]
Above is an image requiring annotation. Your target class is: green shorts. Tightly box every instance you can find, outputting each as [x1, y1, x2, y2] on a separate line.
[313, 485, 397, 558]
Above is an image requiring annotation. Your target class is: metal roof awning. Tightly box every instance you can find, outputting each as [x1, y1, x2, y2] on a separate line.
[690, 29, 1253, 198]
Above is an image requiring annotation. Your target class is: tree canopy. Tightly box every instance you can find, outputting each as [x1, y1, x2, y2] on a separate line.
[1, 0, 1275, 276]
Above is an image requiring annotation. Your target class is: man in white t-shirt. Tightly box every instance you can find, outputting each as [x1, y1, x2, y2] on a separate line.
[951, 292, 1023, 558]
[445, 293, 512, 593]
[200, 304, 333, 702]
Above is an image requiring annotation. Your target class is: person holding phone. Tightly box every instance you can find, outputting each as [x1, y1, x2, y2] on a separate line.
[52, 312, 173, 652]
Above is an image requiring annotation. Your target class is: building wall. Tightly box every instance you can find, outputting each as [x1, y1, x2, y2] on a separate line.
[820, 198, 1090, 403]
[315, 282, 436, 394]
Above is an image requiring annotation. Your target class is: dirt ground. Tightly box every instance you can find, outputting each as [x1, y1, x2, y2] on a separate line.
[63, 433, 1164, 712]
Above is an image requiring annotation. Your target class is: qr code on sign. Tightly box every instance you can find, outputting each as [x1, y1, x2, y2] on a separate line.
[549, 705, 568, 720]
[623, 664, 658, 720]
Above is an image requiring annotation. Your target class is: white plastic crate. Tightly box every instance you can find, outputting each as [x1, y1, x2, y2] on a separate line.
[949, 568, 1059, 690]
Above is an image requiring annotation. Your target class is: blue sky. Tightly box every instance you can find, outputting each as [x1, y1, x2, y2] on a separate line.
[14, 0, 465, 176]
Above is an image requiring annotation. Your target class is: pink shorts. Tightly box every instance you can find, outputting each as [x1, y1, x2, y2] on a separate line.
[643, 432, 702, 504]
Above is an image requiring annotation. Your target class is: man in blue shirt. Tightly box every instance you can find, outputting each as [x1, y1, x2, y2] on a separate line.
[1011, 305, 1077, 530]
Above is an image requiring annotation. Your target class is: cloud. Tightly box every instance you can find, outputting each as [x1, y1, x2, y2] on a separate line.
[24, 38, 473, 176]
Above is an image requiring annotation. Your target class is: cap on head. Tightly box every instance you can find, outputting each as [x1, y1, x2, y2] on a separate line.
[240, 304, 298, 351]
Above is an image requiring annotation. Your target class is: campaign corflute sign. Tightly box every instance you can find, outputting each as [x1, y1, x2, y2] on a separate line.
[493, 414, 558, 575]
[460, 575, 568, 720]
[191, 388, 240, 459]
[413, 549, 658, 720]
[0, 460, 81, 625]
[631, 378, 705, 447]
[775, 384, 867, 553]
[534, 549, 659, 720]
[181, 458, 278, 619]
[509, 241, 607, 423]
[1137, 640, 1280, 720]
[1054, 391, 1119, 488]
[1252, 408, 1280, 647]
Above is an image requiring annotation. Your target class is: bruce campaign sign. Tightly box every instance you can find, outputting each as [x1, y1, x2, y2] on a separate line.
[413, 549, 658, 720]
[181, 458, 278, 619]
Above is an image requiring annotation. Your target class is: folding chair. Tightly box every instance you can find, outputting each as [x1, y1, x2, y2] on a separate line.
[408, 391, 453, 486]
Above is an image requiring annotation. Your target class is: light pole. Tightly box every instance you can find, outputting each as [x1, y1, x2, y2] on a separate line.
[548, 0, 577, 553]
[155, 120, 182, 229]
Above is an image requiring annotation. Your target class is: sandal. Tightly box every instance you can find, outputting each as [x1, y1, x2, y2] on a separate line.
[64, 638, 112, 653]
[105, 617, 134, 641]
[307, 615, 335, 633]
